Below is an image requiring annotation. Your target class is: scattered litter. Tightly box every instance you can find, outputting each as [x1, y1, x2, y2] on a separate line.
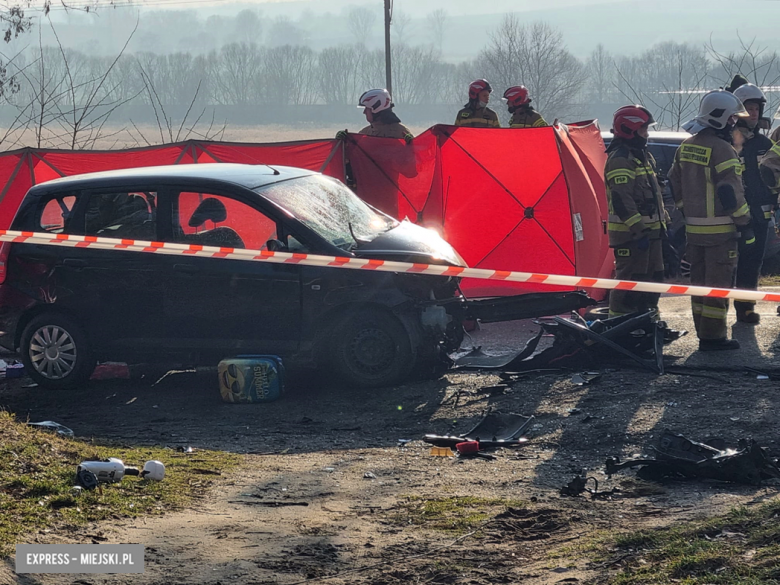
[560, 469, 622, 499]
[125, 397, 137, 405]
[424, 411, 534, 449]
[177, 446, 195, 453]
[730, 417, 741, 422]
[141, 460, 165, 481]
[429, 446, 454, 457]
[571, 372, 602, 386]
[757, 375, 770, 381]
[27, 421, 74, 437]
[23, 382, 38, 388]
[606, 430, 780, 486]
[397, 439, 411, 446]
[363, 472, 377, 479]
[90, 362, 130, 381]
[324, 467, 336, 472]
[455, 441, 497, 460]
[77, 458, 140, 483]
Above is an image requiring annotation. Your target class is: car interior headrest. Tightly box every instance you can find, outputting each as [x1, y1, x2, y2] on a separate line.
[189, 197, 227, 228]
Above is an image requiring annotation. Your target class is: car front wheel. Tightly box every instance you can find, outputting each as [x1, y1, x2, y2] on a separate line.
[330, 310, 415, 388]
[20, 313, 96, 389]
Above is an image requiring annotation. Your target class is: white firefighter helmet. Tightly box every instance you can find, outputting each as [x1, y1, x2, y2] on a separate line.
[683, 89, 748, 133]
[733, 82, 766, 105]
[358, 89, 393, 113]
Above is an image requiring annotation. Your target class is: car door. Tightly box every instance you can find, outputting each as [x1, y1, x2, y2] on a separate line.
[158, 187, 302, 354]
[15, 187, 167, 353]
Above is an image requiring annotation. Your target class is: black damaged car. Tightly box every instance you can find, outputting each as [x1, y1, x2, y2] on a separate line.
[0, 163, 591, 389]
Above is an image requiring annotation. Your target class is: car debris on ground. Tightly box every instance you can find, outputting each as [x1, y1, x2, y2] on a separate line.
[606, 430, 780, 486]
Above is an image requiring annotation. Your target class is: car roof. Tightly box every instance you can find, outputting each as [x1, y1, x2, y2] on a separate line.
[26, 163, 316, 195]
[601, 130, 690, 145]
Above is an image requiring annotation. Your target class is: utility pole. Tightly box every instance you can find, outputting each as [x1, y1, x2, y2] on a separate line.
[384, 0, 393, 95]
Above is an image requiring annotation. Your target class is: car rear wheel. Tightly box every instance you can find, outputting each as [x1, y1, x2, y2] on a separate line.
[330, 310, 415, 388]
[20, 313, 96, 389]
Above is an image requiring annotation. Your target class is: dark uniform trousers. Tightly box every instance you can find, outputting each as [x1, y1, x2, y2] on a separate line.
[609, 238, 664, 318]
[687, 240, 738, 340]
[734, 217, 768, 315]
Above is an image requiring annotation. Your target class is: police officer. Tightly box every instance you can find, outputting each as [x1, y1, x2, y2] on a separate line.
[503, 86, 548, 128]
[336, 89, 413, 142]
[731, 81, 775, 323]
[668, 90, 754, 351]
[454, 80, 501, 128]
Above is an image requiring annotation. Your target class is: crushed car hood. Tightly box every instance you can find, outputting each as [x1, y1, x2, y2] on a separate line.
[354, 220, 467, 266]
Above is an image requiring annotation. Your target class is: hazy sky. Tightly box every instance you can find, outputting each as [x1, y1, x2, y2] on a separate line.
[32, 0, 780, 60]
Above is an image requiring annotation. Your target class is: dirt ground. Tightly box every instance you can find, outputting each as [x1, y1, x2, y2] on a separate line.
[2, 294, 780, 585]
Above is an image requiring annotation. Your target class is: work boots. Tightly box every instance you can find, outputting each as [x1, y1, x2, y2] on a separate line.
[736, 307, 760, 324]
[698, 338, 741, 351]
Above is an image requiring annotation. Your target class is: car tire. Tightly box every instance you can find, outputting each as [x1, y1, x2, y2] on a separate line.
[20, 313, 96, 390]
[330, 309, 415, 388]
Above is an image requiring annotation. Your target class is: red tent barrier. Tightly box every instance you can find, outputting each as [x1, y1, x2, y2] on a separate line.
[0, 126, 612, 299]
[346, 122, 611, 299]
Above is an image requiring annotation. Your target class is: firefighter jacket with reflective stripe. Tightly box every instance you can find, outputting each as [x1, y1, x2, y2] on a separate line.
[454, 106, 501, 128]
[739, 128, 775, 221]
[359, 122, 413, 139]
[509, 108, 547, 129]
[668, 128, 752, 246]
[605, 140, 666, 247]
[760, 142, 780, 193]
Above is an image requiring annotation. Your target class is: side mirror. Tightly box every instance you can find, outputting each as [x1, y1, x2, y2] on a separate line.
[266, 239, 287, 252]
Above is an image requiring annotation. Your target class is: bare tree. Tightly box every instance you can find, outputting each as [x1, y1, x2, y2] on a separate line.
[133, 62, 225, 146]
[706, 34, 780, 120]
[233, 9, 262, 46]
[317, 45, 365, 105]
[426, 9, 448, 52]
[208, 42, 263, 105]
[263, 45, 317, 105]
[585, 44, 614, 105]
[615, 42, 709, 130]
[479, 17, 584, 120]
[392, 10, 413, 46]
[266, 16, 308, 48]
[347, 5, 376, 46]
[47, 17, 141, 149]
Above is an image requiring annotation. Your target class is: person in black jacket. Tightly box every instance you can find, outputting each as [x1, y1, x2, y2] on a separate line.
[731, 79, 775, 323]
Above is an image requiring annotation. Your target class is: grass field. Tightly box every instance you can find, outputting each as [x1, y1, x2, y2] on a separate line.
[0, 411, 241, 557]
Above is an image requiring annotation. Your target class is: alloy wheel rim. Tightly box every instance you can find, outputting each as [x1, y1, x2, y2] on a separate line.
[29, 325, 78, 380]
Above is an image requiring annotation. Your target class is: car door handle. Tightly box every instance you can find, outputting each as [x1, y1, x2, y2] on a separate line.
[63, 258, 87, 268]
[173, 264, 198, 273]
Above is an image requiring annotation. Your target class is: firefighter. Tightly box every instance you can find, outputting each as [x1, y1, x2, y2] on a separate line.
[730, 81, 775, 323]
[454, 79, 501, 127]
[759, 137, 780, 192]
[604, 105, 667, 319]
[668, 90, 754, 351]
[503, 86, 548, 128]
[336, 89, 414, 142]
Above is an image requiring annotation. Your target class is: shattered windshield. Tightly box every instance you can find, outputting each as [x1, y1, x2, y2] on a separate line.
[254, 175, 398, 250]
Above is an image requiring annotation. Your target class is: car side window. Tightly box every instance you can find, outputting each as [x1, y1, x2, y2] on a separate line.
[84, 191, 157, 240]
[171, 192, 277, 250]
[39, 195, 77, 233]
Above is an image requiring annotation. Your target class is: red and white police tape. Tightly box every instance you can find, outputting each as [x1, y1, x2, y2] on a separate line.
[2, 228, 779, 303]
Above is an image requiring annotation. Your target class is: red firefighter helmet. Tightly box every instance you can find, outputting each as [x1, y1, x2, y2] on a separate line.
[612, 105, 656, 139]
[502, 85, 531, 108]
[468, 79, 492, 100]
